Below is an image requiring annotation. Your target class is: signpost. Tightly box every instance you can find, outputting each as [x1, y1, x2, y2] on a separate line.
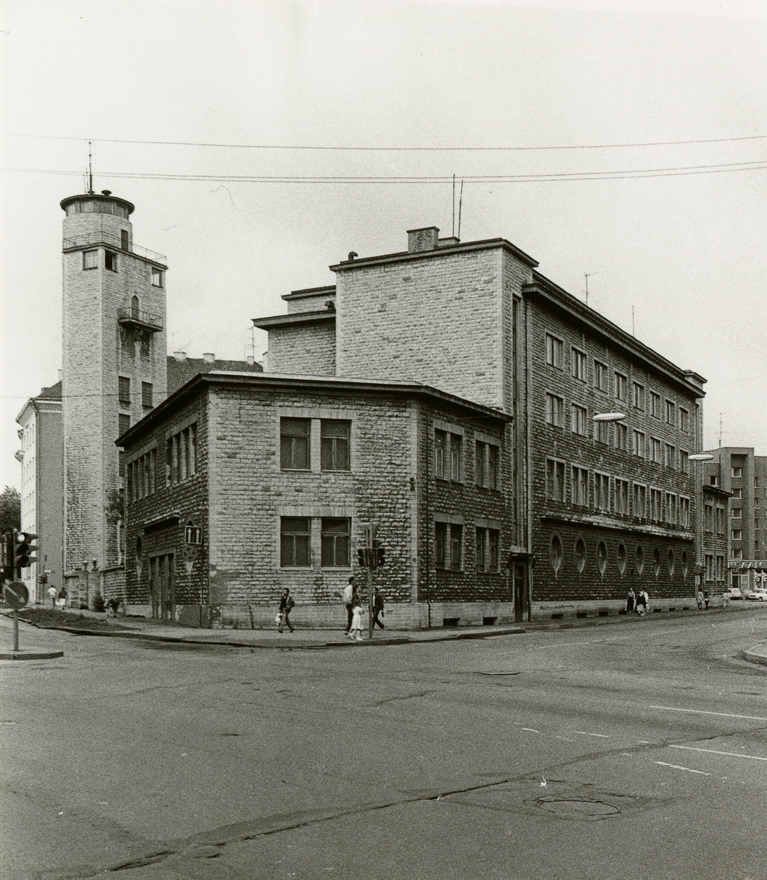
[3, 581, 29, 653]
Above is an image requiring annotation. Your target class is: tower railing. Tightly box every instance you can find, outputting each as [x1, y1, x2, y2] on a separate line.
[63, 232, 167, 266]
[117, 307, 163, 331]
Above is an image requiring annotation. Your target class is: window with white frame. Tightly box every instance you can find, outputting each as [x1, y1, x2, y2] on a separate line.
[435, 521, 463, 571]
[732, 529, 742, 540]
[545, 334, 563, 368]
[281, 418, 310, 470]
[680, 496, 690, 529]
[476, 527, 500, 572]
[679, 407, 689, 432]
[571, 466, 589, 507]
[594, 361, 608, 392]
[633, 430, 645, 458]
[665, 444, 675, 469]
[594, 472, 610, 512]
[650, 391, 661, 418]
[545, 393, 564, 428]
[546, 458, 566, 502]
[281, 517, 310, 567]
[571, 347, 587, 381]
[320, 517, 350, 567]
[594, 418, 609, 444]
[650, 488, 662, 522]
[633, 382, 644, 410]
[615, 478, 629, 515]
[83, 249, 98, 269]
[651, 437, 662, 464]
[571, 403, 588, 436]
[665, 400, 675, 425]
[321, 420, 351, 471]
[732, 466, 742, 477]
[615, 422, 628, 452]
[476, 440, 500, 490]
[614, 371, 627, 401]
[680, 450, 689, 474]
[665, 493, 677, 525]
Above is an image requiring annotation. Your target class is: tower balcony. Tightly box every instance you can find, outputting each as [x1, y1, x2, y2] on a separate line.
[118, 307, 163, 333]
[63, 231, 167, 267]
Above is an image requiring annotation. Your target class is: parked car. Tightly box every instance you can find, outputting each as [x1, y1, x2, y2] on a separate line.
[725, 586, 743, 600]
[746, 588, 767, 602]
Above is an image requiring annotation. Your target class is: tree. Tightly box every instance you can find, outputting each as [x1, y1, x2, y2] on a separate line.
[0, 486, 21, 535]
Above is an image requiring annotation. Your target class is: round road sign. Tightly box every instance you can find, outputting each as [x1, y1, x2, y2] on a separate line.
[3, 581, 29, 610]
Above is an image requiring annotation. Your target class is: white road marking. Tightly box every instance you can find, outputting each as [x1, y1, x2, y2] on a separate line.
[670, 745, 767, 762]
[522, 728, 540, 733]
[654, 761, 711, 775]
[573, 731, 610, 738]
[650, 706, 767, 722]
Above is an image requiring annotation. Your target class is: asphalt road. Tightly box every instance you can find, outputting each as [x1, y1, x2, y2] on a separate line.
[1, 609, 766, 880]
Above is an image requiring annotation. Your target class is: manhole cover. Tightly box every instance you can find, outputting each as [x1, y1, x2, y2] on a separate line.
[538, 798, 620, 820]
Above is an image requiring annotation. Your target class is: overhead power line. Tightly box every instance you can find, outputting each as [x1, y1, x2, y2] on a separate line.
[5, 158, 767, 184]
[4, 131, 767, 152]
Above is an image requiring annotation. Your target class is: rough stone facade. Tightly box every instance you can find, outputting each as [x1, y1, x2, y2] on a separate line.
[121, 374, 511, 629]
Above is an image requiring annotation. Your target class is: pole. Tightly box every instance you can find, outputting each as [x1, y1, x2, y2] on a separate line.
[367, 524, 375, 639]
[13, 610, 19, 653]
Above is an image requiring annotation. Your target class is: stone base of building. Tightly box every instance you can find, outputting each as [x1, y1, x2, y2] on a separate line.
[531, 595, 726, 619]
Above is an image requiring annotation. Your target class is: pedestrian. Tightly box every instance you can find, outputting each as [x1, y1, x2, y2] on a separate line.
[57, 587, 68, 610]
[636, 589, 649, 616]
[625, 587, 635, 614]
[47, 585, 57, 608]
[372, 587, 385, 630]
[277, 588, 295, 633]
[342, 576, 358, 633]
[348, 600, 364, 641]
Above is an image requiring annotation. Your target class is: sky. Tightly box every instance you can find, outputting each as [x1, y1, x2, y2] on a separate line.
[1, 0, 766, 492]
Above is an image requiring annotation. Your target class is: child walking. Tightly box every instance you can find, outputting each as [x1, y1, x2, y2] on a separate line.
[347, 601, 364, 641]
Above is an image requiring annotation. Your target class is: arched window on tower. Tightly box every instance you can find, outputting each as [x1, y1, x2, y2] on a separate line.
[131, 295, 140, 319]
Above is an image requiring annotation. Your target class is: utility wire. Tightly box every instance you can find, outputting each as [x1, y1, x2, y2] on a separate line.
[4, 131, 767, 152]
[5, 158, 767, 184]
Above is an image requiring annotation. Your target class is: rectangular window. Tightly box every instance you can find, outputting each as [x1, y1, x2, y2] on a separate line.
[732, 488, 742, 499]
[633, 382, 644, 410]
[281, 517, 310, 567]
[732, 529, 742, 540]
[545, 334, 563, 368]
[320, 518, 350, 567]
[121, 229, 129, 250]
[680, 497, 691, 529]
[435, 430, 446, 479]
[732, 508, 742, 519]
[118, 376, 131, 406]
[615, 422, 628, 452]
[733, 549, 743, 559]
[83, 249, 98, 269]
[680, 450, 689, 474]
[594, 418, 609, 444]
[321, 420, 351, 471]
[634, 483, 647, 519]
[571, 466, 589, 507]
[435, 522, 463, 571]
[594, 361, 608, 392]
[650, 391, 661, 418]
[434, 430, 462, 481]
[281, 418, 310, 470]
[614, 371, 627, 401]
[594, 472, 610, 512]
[715, 507, 724, 534]
[633, 430, 645, 458]
[546, 458, 566, 502]
[716, 556, 725, 580]
[705, 554, 713, 582]
[679, 408, 689, 432]
[571, 403, 588, 437]
[665, 444, 675, 469]
[166, 423, 197, 485]
[665, 493, 677, 525]
[450, 434, 462, 481]
[118, 413, 130, 437]
[651, 437, 662, 464]
[104, 250, 117, 272]
[476, 527, 500, 573]
[571, 347, 587, 381]
[476, 441, 499, 490]
[732, 466, 742, 477]
[665, 400, 675, 425]
[142, 381, 153, 411]
[151, 266, 164, 287]
[705, 504, 713, 531]
[545, 393, 564, 428]
[615, 478, 629, 515]
[650, 488, 662, 522]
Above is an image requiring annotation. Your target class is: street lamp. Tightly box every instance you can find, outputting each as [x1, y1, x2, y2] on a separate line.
[592, 412, 626, 422]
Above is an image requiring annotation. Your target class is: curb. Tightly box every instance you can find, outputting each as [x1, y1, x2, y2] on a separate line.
[0, 650, 64, 661]
[740, 648, 767, 667]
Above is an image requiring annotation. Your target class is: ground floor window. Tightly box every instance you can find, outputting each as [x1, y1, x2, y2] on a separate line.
[321, 517, 350, 567]
[476, 527, 500, 572]
[281, 517, 310, 567]
[436, 522, 463, 571]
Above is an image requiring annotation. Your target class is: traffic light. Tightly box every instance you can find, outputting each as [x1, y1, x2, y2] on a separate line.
[15, 532, 38, 569]
[357, 547, 368, 569]
[372, 539, 385, 570]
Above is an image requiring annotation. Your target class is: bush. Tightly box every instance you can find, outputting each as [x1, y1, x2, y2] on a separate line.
[92, 592, 106, 613]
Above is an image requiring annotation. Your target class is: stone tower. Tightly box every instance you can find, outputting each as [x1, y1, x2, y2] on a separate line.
[61, 191, 168, 588]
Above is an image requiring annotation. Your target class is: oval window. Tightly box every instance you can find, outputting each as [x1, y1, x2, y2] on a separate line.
[667, 549, 675, 577]
[653, 548, 661, 577]
[617, 543, 627, 576]
[681, 551, 689, 579]
[574, 538, 586, 573]
[635, 544, 644, 575]
[597, 541, 608, 576]
[550, 534, 563, 575]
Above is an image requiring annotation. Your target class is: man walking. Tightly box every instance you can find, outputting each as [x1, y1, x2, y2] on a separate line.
[342, 577, 358, 633]
[372, 587, 385, 630]
[277, 588, 295, 633]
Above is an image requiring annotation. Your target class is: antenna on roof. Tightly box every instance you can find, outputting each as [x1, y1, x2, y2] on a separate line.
[457, 179, 464, 241]
[87, 140, 94, 194]
[584, 271, 597, 306]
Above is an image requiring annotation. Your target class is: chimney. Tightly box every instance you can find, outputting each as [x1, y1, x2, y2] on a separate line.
[173, 351, 187, 361]
[246, 355, 255, 366]
[203, 352, 215, 364]
[407, 226, 439, 253]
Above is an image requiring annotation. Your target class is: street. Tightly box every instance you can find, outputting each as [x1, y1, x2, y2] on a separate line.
[1, 608, 766, 880]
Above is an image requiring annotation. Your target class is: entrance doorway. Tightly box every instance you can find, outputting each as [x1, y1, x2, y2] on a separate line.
[149, 553, 175, 620]
[513, 563, 529, 622]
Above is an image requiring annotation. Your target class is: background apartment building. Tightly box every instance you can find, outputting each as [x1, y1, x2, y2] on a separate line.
[703, 447, 767, 593]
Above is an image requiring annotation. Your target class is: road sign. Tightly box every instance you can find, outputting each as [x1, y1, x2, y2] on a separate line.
[3, 581, 29, 610]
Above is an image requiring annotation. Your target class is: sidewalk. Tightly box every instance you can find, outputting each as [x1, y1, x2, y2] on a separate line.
[7, 601, 766, 659]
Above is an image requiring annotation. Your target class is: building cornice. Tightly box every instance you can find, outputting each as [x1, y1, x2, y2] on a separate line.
[252, 310, 336, 331]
